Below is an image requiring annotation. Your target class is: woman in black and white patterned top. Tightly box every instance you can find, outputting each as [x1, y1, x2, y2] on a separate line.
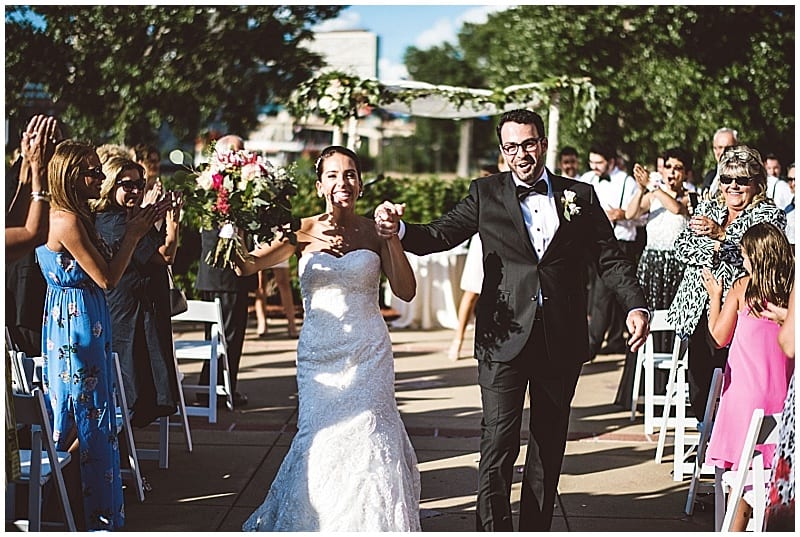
[667, 145, 786, 419]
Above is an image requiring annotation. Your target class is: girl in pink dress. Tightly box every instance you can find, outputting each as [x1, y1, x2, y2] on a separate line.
[701, 221, 794, 531]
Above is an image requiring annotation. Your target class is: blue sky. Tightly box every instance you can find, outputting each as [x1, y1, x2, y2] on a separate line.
[314, 4, 509, 80]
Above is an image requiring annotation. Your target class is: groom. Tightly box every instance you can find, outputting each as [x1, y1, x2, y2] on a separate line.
[375, 109, 649, 531]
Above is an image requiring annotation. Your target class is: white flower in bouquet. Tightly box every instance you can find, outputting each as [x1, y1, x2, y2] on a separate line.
[185, 142, 300, 270]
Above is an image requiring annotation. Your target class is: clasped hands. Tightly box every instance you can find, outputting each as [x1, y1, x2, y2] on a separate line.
[374, 201, 405, 239]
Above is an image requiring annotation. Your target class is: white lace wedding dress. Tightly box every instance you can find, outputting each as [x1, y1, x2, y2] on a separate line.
[242, 249, 421, 532]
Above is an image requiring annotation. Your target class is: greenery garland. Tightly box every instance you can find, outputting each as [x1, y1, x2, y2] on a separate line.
[286, 70, 598, 131]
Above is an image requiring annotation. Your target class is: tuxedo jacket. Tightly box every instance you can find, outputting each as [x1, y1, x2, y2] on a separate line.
[402, 171, 646, 367]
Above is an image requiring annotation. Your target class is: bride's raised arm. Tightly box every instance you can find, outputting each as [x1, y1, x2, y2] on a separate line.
[235, 237, 295, 277]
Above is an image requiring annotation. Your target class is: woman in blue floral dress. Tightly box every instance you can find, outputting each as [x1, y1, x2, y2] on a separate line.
[36, 140, 166, 530]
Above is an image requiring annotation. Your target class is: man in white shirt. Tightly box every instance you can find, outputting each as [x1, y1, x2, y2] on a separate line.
[580, 144, 645, 356]
[704, 127, 738, 196]
[764, 153, 793, 210]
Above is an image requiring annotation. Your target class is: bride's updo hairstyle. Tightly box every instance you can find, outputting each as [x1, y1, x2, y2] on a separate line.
[314, 145, 362, 181]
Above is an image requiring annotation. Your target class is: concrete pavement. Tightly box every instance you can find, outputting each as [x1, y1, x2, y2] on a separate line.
[120, 315, 716, 532]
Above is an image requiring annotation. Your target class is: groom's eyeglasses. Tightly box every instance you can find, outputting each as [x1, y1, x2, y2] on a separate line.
[500, 137, 544, 156]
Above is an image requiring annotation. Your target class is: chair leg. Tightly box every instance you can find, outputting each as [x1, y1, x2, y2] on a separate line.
[112, 353, 146, 502]
[630, 353, 643, 421]
[714, 466, 725, 531]
[655, 370, 676, 464]
[28, 432, 43, 532]
[172, 353, 193, 452]
[644, 355, 655, 435]
[221, 352, 234, 411]
[673, 369, 688, 481]
[158, 416, 169, 469]
[208, 348, 218, 423]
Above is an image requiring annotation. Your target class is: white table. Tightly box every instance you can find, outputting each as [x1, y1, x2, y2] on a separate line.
[384, 244, 467, 330]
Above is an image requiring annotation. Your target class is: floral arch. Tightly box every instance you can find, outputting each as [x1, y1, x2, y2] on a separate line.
[286, 70, 598, 175]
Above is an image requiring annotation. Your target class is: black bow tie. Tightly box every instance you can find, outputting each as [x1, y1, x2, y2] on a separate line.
[598, 174, 611, 182]
[516, 181, 548, 200]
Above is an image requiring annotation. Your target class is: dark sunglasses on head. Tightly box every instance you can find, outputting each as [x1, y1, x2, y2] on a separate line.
[116, 179, 146, 192]
[81, 166, 105, 179]
[718, 175, 755, 187]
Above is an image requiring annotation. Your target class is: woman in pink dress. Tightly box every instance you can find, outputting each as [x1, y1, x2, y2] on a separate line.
[702, 222, 794, 531]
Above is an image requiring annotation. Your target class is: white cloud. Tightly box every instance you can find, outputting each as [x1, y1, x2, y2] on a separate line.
[379, 58, 409, 81]
[415, 5, 510, 50]
[313, 10, 361, 32]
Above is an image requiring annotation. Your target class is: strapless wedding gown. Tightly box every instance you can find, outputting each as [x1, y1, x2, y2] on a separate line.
[243, 249, 421, 532]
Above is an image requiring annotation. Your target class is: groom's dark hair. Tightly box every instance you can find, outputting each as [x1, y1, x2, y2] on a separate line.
[496, 109, 546, 143]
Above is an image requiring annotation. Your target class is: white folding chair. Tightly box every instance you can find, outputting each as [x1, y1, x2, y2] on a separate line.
[630, 309, 678, 434]
[718, 409, 781, 532]
[654, 336, 691, 463]
[172, 298, 233, 423]
[111, 352, 146, 502]
[134, 349, 194, 469]
[684, 367, 724, 515]
[8, 388, 77, 532]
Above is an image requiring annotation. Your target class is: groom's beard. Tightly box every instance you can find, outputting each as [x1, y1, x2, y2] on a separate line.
[513, 154, 539, 185]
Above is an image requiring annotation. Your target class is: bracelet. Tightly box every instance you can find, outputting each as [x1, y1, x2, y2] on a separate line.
[30, 191, 50, 203]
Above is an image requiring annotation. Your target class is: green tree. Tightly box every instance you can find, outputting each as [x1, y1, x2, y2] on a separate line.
[402, 43, 498, 174]
[5, 5, 343, 146]
[441, 5, 793, 173]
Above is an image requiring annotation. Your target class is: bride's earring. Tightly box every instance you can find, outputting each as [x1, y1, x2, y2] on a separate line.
[317, 190, 323, 198]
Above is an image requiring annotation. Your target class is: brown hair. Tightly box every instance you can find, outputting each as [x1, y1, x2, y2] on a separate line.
[740, 222, 794, 314]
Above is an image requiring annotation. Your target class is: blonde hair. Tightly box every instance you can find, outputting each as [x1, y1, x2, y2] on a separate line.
[91, 157, 145, 212]
[96, 143, 132, 165]
[714, 145, 768, 205]
[740, 222, 794, 314]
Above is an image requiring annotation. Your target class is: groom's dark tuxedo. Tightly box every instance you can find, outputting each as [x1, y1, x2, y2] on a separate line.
[402, 170, 646, 531]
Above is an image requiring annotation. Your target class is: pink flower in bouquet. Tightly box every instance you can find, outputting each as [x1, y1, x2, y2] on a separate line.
[181, 141, 300, 270]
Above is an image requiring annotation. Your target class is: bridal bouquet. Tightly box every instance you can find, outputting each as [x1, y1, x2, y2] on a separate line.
[192, 143, 300, 269]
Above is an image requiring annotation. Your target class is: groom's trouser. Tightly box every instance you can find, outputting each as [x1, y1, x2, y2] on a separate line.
[475, 317, 582, 531]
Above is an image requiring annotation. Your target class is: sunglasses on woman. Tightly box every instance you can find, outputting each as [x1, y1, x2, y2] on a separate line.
[81, 166, 106, 180]
[718, 175, 754, 187]
[116, 179, 146, 192]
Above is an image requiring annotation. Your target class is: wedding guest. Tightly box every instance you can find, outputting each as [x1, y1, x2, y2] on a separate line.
[668, 145, 786, 420]
[37, 140, 167, 530]
[6, 115, 59, 355]
[195, 134, 256, 408]
[703, 127, 738, 195]
[375, 109, 649, 531]
[580, 143, 644, 356]
[764, 152, 793, 210]
[614, 148, 692, 406]
[239, 145, 420, 531]
[762, 286, 795, 532]
[557, 145, 581, 181]
[702, 222, 794, 531]
[93, 156, 183, 427]
[253, 264, 299, 339]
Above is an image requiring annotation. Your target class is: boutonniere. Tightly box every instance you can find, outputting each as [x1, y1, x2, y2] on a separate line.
[561, 190, 581, 221]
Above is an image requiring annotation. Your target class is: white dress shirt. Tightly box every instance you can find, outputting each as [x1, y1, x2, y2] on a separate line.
[767, 175, 793, 210]
[583, 166, 642, 241]
[513, 170, 559, 259]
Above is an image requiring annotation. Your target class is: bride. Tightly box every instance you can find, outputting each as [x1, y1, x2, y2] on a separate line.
[236, 146, 421, 531]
